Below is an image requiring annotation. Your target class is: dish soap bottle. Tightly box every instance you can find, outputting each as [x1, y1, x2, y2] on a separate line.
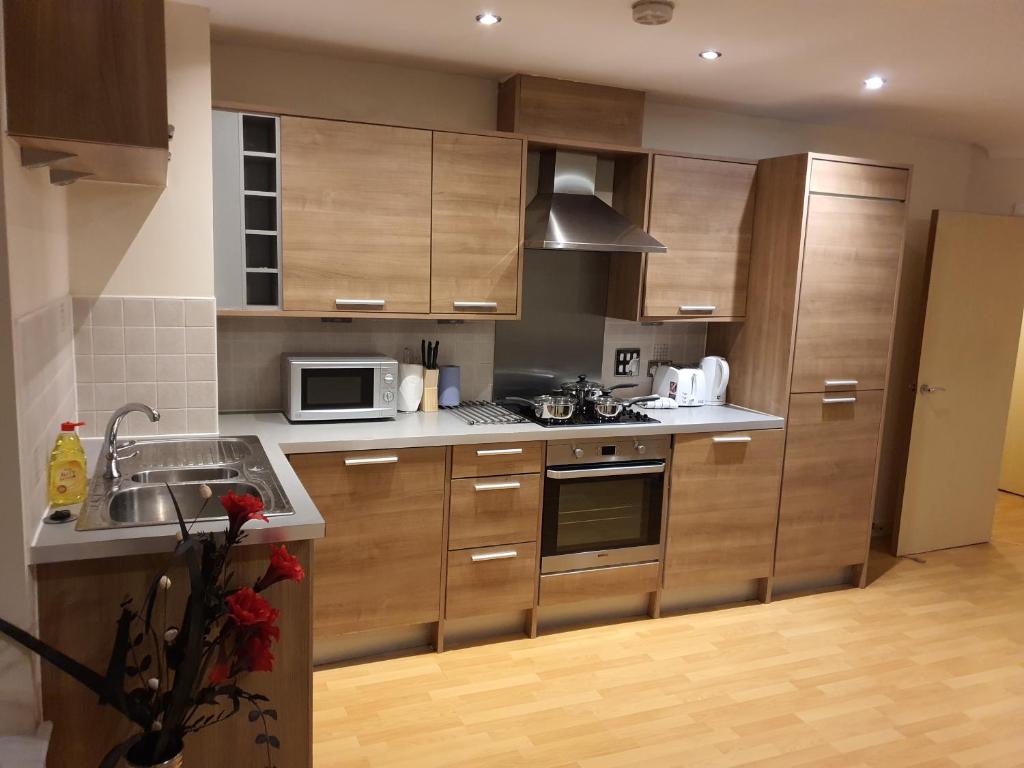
[48, 421, 87, 505]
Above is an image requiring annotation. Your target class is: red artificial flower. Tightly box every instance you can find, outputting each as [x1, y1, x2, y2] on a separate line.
[235, 627, 277, 674]
[208, 655, 231, 685]
[225, 587, 279, 628]
[220, 491, 268, 539]
[255, 544, 305, 592]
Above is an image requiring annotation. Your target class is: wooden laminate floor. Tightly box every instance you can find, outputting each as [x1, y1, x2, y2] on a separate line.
[313, 494, 1024, 767]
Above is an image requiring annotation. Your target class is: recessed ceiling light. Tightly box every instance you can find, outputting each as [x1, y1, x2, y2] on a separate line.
[476, 11, 501, 25]
[698, 50, 722, 61]
[864, 75, 886, 90]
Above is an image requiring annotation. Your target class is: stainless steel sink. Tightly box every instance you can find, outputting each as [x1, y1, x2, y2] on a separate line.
[130, 467, 240, 484]
[77, 436, 293, 531]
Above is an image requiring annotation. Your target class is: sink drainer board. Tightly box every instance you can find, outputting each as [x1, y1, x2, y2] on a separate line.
[76, 435, 293, 531]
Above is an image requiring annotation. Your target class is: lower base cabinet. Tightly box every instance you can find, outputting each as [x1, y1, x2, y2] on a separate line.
[664, 430, 785, 588]
[774, 391, 885, 576]
[540, 562, 660, 606]
[445, 543, 538, 619]
[290, 447, 446, 640]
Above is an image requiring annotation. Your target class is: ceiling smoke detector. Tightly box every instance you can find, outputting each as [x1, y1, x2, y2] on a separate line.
[632, 0, 675, 25]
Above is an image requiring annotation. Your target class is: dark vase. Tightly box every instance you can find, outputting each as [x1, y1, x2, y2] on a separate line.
[125, 735, 185, 768]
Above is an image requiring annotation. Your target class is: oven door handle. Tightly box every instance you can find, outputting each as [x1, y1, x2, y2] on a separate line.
[546, 463, 665, 480]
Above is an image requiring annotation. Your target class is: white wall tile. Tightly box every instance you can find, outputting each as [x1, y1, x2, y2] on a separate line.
[123, 298, 155, 327]
[126, 382, 157, 405]
[73, 325, 92, 356]
[77, 384, 94, 412]
[157, 409, 187, 435]
[158, 381, 187, 409]
[185, 299, 216, 327]
[155, 299, 185, 327]
[186, 354, 216, 381]
[123, 411, 159, 436]
[156, 354, 186, 382]
[187, 381, 217, 408]
[94, 382, 128, 410]
[92, 326, 125, 355]
[75, 355, 94, 383]
[185, 326, 216, 354]
[126, 355, 156, 383]
[187, 408, 218, 434]
[125, 327, 156, 355]
[155, 327, 186, 354]
[93, 355, 126, 383]
[90, 297, 123, 327]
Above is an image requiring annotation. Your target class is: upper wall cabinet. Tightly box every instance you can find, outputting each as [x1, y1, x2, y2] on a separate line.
[3, 0, 168, 186]
[431, 132, 524, 315]
[281, 117, 433, 314]
[644, 156, 756, 320]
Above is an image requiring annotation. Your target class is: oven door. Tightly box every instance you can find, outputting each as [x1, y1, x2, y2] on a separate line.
[541, 461, 665, 573]
[288, 364, 383, 421]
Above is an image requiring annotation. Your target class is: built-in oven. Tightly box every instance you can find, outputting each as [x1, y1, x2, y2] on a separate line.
[281, 355, 398, 422]
[541, 436, 670, 574]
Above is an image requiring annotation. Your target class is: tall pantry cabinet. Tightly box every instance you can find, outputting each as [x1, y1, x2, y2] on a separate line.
[709, 153, 910, 592]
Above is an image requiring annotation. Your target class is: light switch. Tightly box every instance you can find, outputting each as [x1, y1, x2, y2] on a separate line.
[614, 348, 641, 377]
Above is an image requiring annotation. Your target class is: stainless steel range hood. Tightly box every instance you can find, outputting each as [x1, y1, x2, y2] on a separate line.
[524, 150, 667, 253]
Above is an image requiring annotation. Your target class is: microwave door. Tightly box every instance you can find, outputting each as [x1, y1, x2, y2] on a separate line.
[301, 368, 375, 412]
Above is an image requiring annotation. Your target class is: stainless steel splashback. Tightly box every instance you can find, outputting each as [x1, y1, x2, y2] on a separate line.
[493, 250, 608, 400]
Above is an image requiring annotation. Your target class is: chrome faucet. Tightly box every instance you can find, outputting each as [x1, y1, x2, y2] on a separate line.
[103, 403, 160, 480]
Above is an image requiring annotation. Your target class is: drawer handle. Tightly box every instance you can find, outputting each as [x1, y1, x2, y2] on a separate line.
[474, 481, 521, 492]
[344, 455, 399, 466]
[476, 448, 523, 457]
[712, 435, 752, 444]
[678, 305, 716, 313]
[822, 396, 857, 405]
[825, 379, 859, 387]
[453, 301, 498, 311]
[335, 298, 385, 308]
[471, 550, 518, 562]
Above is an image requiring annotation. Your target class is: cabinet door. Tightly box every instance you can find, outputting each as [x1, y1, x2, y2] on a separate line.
[644, 156, 756, 319]
[290, 447, 446, 636]
[281, 117, 432, 313]
[774, 391, 884, 577]
[431, 132, 523, 315]
[664, 430, 785, 589]
[790, 195, 905, 392]
[445, 543, 538, 620]
[448, 474, 541, 550]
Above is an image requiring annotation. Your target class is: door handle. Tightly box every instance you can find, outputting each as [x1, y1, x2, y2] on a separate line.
[825, 379, 859, 388]
[344, 455, 399, 466]
[473, 481, 521, 492]
[919, 384, 947, 394]
[711, 435, 752, 444]
[335, 299, 385, 309]
[822, 396, 857, 405]
[471, 550, 518, 562]
[476, 448, 522, 456]
[678, 305, 716, 313]
[453, 301, 498, 311]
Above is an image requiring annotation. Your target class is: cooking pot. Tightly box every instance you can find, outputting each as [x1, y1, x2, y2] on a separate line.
[560, 375, 636, 402]
[504, 395, 575, 421]
[588, 394, 659, 420]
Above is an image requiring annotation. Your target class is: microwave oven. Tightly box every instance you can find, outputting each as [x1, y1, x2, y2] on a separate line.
[281, 355, 398, 422]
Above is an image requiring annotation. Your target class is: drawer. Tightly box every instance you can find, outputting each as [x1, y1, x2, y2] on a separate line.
[539, 562, 660, 606]
[448, 474, 541, 550]
[451, 441, 544, 478]
[665, 430, 785, 588]
[445, 542, 537, 619]
[775, 391, 884, 577]
[809, 158, 909, 200]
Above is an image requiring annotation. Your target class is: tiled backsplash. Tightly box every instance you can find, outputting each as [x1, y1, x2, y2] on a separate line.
[600, 319, 707, 395]
[73, 296, 218, 437]
[217, 317, 496, 412]
[14, 296, 77, 530]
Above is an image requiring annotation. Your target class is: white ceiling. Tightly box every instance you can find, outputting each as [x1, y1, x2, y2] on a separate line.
[203, 0, 1024, 156]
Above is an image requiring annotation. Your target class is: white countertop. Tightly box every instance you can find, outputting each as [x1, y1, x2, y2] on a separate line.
[29, 404, 783, 566]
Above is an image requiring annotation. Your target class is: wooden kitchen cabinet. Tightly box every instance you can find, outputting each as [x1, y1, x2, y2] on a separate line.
[431, 132, 524, 315]
[790, 195, 906, 393]
[664, 430, 785, 589]
[445, 543, 538, 620]
[774, 390, 885, 577]
[280, 117, 433, 313]
[642, 155, 756, 320]
[448, 474, 541, 550]
[3, 0, 168, 185]
[451, 441, 544, 478]
[290, 447, 446, 637]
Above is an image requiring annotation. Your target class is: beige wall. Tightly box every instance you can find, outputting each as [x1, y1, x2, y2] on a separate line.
[69, 2, 214, 298]
[967, 155, 1024, 216]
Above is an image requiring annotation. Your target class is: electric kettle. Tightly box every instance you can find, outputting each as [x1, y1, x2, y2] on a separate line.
[700, 356, 730, 406]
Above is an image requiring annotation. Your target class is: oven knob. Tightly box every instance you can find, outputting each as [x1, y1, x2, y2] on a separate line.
[384, 372, 395, 384]
[383, 390, 395, 402]
[573, 447, 584, 459]
[635, 441, 647, 454]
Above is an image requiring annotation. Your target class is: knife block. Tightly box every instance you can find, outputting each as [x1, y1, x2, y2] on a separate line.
[421, 368, 439, 412]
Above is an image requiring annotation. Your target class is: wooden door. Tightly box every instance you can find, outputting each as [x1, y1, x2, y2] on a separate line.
[290, 447, 446, 637]
[898, 213, 1024, 555]
[643, 156, 756, 319]
[790, 194, 906, 392]
[1000, 316, 1024, 495]
[664, 430, 785, 588]
[431, 132, 523, 315]
[281, 117, 432, 313]
[775, 391, 885, 576]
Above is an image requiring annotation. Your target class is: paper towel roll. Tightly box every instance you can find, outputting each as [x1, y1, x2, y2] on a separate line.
[397, 363, 424, 412]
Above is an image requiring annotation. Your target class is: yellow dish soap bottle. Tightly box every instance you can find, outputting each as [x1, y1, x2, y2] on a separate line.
[48, 421, 88, 505]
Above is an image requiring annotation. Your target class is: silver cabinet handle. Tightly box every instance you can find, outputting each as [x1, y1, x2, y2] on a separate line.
[712, 435, 752, 444]
[919, 384, 947, 394]
[453, 301, 498, 311]
[822, 396, 857, 404]
[471, 550, 518, 562]
[547, 463, 664, 480]
[344, 455, 399, 466]
[476, 448, 523, 457]
[825, 379, 859, 387]
[335, 299, 385, 308]
[678, 305, 717, 313]
[474, 481, 522, 492]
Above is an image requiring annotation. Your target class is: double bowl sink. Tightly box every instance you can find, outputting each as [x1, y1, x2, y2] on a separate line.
[78, 435, 293, 531]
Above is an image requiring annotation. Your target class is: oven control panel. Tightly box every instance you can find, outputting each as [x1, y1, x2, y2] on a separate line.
[546, 435, 671, 466]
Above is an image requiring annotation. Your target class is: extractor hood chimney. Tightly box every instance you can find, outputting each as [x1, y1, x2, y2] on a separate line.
[523, 150, 667, 253]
